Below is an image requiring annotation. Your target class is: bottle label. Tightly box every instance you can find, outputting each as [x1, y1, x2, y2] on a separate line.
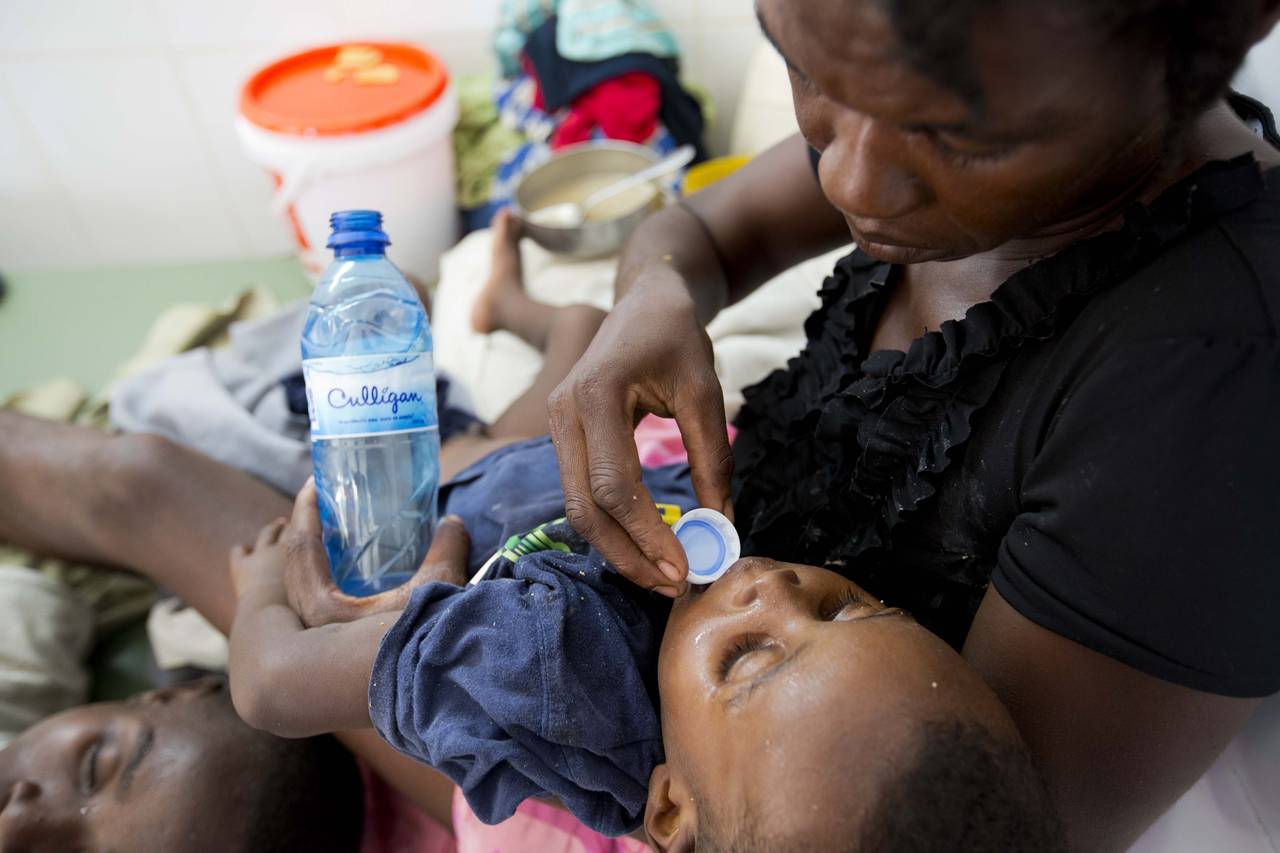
[303, 352, 438, 440]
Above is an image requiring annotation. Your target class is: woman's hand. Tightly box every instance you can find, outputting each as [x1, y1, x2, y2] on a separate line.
[282, 478, 471, 628]
[547, 268, 734, 596]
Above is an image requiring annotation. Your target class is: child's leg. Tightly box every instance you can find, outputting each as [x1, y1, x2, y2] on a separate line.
[466, 210, 607, 440]
[486, 303, 605, 439]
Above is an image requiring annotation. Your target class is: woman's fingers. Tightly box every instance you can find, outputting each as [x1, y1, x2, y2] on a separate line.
[582, 404, 687, 581]
[550, 387, 686, 595]
[672, 374, 735, 520]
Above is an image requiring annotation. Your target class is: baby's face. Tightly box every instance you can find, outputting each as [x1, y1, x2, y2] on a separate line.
[655, 558, 1013, 843]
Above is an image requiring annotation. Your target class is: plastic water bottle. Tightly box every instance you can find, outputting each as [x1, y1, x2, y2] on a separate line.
[301, 210, 440, 596]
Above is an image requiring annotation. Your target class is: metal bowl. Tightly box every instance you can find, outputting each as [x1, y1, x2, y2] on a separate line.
[513, 141, 664, 259]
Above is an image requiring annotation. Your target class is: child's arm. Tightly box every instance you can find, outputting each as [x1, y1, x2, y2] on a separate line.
[228, 488, 470, 739]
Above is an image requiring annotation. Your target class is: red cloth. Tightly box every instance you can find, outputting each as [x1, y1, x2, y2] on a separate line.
[552, 73, 661, 149]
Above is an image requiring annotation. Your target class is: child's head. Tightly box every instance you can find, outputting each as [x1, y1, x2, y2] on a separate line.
[645, 558, 1064, 851]
[0, 677, 363, 853]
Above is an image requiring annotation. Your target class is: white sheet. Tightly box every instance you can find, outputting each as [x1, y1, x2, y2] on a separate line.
[431, 225, 850, 424]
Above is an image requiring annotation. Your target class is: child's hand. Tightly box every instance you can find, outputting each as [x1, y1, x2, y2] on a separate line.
[283, 478, 472, 628]
[229, 482, 462, 738]
[229, 517, 290, 602]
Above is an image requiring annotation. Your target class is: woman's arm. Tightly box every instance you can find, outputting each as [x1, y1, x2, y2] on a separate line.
[616, 132, 849, 320]
[963, 588, 1260, 853]
[548, 134, 850, 592]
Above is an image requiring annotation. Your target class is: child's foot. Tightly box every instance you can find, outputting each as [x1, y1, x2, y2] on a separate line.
[471, 209, 528, 334]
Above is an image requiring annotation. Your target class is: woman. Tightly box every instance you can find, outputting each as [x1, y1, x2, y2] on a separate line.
[544, 1, 1280, 850]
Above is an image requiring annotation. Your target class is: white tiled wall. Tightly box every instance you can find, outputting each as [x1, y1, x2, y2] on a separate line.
[9, 2, 1275, 272]
[0, 0, 760, 269]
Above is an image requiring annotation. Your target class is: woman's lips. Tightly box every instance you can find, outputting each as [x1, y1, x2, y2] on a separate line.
[854, 228, 927, 250]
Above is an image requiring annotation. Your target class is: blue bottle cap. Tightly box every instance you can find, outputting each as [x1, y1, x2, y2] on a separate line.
[327, 209, 391, 251]
[673, 508, 740, 584]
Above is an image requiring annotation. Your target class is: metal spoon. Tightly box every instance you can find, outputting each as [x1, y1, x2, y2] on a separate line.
[528, 145, 696, 228]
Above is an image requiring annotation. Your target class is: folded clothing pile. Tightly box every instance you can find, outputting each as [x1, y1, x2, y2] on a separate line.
[458, 0, 708, 232]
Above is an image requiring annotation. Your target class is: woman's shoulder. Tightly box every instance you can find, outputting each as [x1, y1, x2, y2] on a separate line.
[1071, 156, 1280, 351]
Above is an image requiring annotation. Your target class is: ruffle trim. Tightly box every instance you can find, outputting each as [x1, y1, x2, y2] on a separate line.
[733, 155, 1268, 565]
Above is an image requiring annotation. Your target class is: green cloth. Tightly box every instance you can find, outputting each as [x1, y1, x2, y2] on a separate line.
[454, 73, 528, 208]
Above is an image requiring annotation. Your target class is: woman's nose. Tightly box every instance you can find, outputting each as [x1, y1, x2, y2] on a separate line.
[823, 114, 929, 220]
[729, 564, 802, 609]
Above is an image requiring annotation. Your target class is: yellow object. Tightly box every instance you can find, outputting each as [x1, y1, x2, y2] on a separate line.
[682, 155, 751, 195]
[655, 503, 683, 526]
[353, 64, 401, 85]
[334, 45, 383, 69]
[323, 46, 401, 86]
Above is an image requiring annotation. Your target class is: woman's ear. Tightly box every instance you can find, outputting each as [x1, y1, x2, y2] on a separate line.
[645, 764, 697, 852]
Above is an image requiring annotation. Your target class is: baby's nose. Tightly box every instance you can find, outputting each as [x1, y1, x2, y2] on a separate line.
[729, 564, 802, 609]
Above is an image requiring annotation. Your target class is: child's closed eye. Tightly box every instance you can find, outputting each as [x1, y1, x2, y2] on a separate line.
[718, 633, 781, 682]
[821, 587, 876, 621]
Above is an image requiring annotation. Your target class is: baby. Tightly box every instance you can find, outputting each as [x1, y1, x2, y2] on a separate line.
[228, 437, 1065, 850]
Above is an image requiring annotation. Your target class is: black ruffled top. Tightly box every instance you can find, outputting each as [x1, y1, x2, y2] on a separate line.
[730, 153, 1280, 697]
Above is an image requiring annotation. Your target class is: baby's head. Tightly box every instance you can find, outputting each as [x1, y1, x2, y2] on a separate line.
[646, 558, 1064, 852]
[0, 677, 363, 852]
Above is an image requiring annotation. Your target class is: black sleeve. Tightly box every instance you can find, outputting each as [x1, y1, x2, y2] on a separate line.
[992, 336, 1280, 697]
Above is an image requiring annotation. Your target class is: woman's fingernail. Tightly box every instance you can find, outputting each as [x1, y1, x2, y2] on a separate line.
[653, 585, 679, 598]
[658, 560, 684, 583]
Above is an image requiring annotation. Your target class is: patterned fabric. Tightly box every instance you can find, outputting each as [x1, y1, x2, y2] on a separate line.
[494, 0, 678, 78]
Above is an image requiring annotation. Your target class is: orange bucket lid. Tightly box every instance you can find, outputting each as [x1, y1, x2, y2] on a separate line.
[240, 42, 448, 136]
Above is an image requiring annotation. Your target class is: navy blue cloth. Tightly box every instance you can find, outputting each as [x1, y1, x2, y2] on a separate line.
[370, 436, 697, 835]
[522, 18, 708, 163]
[439, 435, 697, 577]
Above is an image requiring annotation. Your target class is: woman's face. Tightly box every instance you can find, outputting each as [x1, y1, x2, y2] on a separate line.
[759, 0, 1174, 263]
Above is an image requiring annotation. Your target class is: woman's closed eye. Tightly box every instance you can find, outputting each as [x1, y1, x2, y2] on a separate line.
[718, 633, 783, 682]
[904, 124, 1014, 167]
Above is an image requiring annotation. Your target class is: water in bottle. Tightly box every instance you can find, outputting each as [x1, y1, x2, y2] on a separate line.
[301, 210, 440, 596]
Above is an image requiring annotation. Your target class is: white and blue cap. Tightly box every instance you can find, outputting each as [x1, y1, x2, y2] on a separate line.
[673, 508, 741, 584]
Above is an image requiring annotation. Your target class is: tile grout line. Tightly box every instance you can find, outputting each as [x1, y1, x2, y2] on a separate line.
[0, 66, 98, 263]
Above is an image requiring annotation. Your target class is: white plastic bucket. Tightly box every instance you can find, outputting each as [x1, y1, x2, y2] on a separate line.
[236, 77, 459, 284]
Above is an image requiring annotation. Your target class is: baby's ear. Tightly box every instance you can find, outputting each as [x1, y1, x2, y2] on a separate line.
[645, 764, 696, 853]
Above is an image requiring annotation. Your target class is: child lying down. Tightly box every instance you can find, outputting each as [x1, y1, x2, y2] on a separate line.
[228, 436, 1064, 850]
